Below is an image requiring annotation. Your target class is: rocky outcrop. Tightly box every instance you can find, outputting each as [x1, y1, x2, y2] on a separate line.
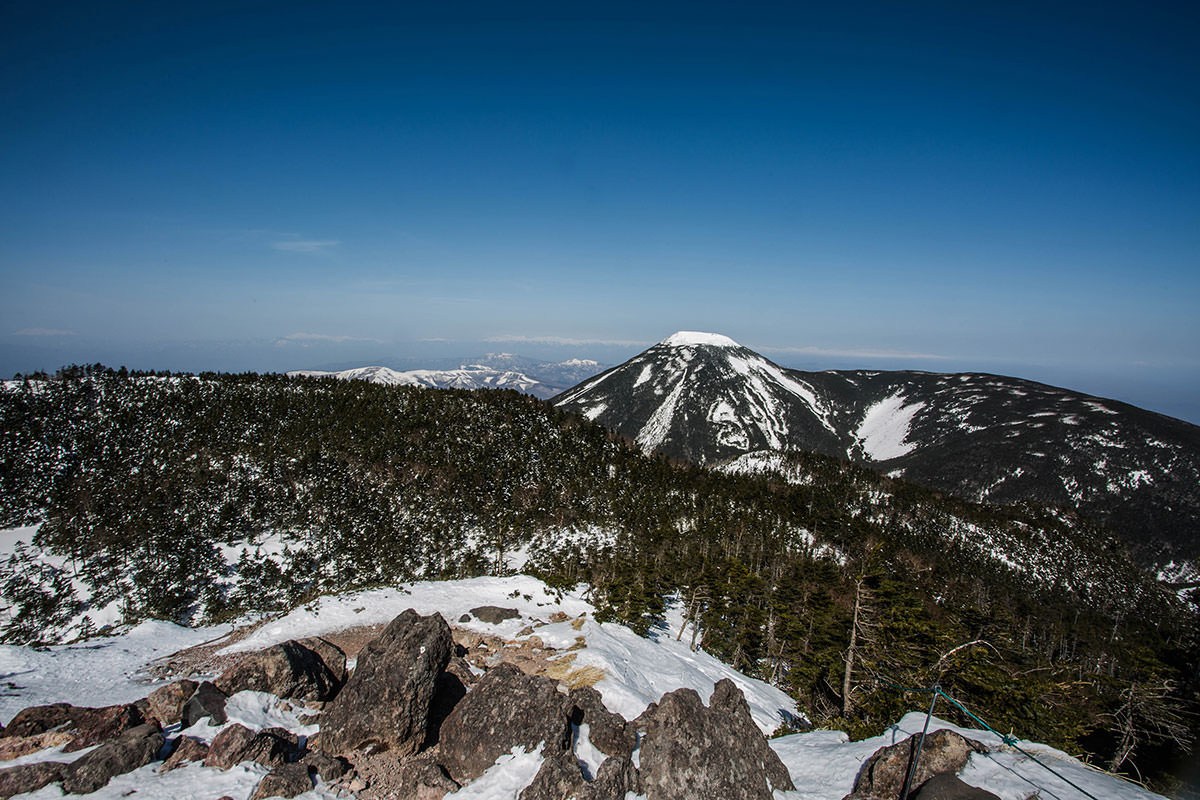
[216, 638, 346, 701]
[320, 609, 453, 757]
[146, 679, 198, 725]
[437, 662, 571, 783]
[519, 751, 586, 800]
[843, 729, 988, 800]
[912, 773, 1002, 800]
[61, 723, 164, 795]
[0, 761, 66, 799]
[180, 681, 228, 728]
[586, 756, 641, 800]
[249, 763, 313, 800]
[637, 679, 794, 800]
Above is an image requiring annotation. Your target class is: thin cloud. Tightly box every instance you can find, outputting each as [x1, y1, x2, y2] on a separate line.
[271, 239, 341, 253]
[277, 332, 380, 344]
[14, 328, 76, 337]
[757, 344, 948, 360]
[485, 334, 653, 347]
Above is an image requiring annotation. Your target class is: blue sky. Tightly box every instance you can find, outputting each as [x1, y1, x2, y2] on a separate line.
[2, 2, 1198, 421]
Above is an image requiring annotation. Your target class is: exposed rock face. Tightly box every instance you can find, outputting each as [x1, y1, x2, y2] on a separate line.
[298, 637, 349, 687]
[468, 606, 520, 624]
[569, 686, 635, 759]
[249, 763, 313, 800]
[844, 729, 988, 800]
[0, 702, 146, 754]
[0, 761, 66, 799]
[216, 638, 345, 701]
[146, 679, 198, 725]
[320, 609, 453, 757]
[0, 730, 73, 761]
[438, 662, 571, 783]
[637, 679, 794, 800]
[391, 758, 461, 800]
[159, 736, 209, 772]
[204, 724, 296, 770]
[0, 704, 72, 739]
[912, 773, 1002, 800]
[61, 723, 164, 795]
[180, 681, 228, 728]
[519, 751, 586, 800]
[300, 750, 351, 782]
[61, 703, 147, 752]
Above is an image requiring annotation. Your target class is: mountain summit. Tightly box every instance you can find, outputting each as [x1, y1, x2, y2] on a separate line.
[555, 333, 1200, 570]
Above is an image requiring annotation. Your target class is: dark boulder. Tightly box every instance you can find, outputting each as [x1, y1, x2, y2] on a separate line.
[912, 773, 1002, 800]
[61, 723, 163, 795]
[146, 679, 198, 725]
[204, 724, 296, 770]
[181, 681, 228, 728]
[159, 736, 209, 772]
[585, 756, 641, 800]
[249, 763, 313, 800]
[637, 679, 794, 800]
[569, 685, 634, 759]
[437, 662, 571, 783]
[391, 758, 461, 799]
[216, 639, 345, 702]
[425, 671, 468, 747]
[319, 609, 453, 757]
[519, 751, 586, 800]
[468, 606, 520, 624]
[0, 761, 66, 799]
[844, 728, 988, 800]
[298, 637, 349, 688]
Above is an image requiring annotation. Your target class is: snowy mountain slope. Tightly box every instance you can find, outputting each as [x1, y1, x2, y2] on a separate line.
[291, 355, 606, 401]
[0, 575, 1166, 800]
[555, 333, 1200, 568]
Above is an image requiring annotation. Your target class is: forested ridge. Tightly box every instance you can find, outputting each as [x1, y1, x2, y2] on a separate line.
[1, 365, 1196, 790]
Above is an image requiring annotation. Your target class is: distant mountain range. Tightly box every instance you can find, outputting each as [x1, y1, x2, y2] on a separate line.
[291, 353, 606, 401]
[554, 332, 1200, 572]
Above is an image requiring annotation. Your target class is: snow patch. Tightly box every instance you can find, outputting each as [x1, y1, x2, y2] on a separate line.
[853, 394, 926, 461]
[660, 331, 740, 348]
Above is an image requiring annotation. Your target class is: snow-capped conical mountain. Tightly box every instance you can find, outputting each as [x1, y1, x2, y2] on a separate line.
[556, 332, 1200, 569]
[555, 332, 844, 463]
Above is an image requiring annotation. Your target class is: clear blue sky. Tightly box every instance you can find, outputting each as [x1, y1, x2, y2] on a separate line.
[3, 1, 1198, 421]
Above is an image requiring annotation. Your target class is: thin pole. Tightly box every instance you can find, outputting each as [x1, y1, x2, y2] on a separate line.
[899, 684, 940, 800]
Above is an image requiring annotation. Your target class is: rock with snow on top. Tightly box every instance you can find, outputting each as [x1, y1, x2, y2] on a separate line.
[437, 662, 571, 783]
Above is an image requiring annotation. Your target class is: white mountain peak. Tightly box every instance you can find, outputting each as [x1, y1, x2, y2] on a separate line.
[660, 331, 741, 348]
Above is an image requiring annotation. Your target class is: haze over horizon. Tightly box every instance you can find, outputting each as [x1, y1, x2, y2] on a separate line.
[3, 2, 1198, 422]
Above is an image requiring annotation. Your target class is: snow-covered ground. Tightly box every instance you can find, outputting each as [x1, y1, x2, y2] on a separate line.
[0, 575, 1165, 800]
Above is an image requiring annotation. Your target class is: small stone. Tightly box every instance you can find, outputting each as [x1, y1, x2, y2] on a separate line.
[468, 606, 520, 624]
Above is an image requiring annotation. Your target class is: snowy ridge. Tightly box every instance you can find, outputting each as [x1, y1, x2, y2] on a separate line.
[0, 574, 1163, 800]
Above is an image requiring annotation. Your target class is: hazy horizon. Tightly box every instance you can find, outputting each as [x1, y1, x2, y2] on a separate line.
[3, 3, 1197, 422]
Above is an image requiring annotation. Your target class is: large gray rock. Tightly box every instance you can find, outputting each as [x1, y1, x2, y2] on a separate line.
[912, 773, 1002, 800]
[0, 702, 145, 752]
[61, 723, 164, 794]
[637, 679, 794, 800]
[844, 728, 988, 800]
[0, 761, 66, 799]
[437, 662, 571, 783]
[468, 606, 520, 624]
[216, 638, 346, 701]
[519, 751, 586, 800]
[319, 609, 453, 757]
